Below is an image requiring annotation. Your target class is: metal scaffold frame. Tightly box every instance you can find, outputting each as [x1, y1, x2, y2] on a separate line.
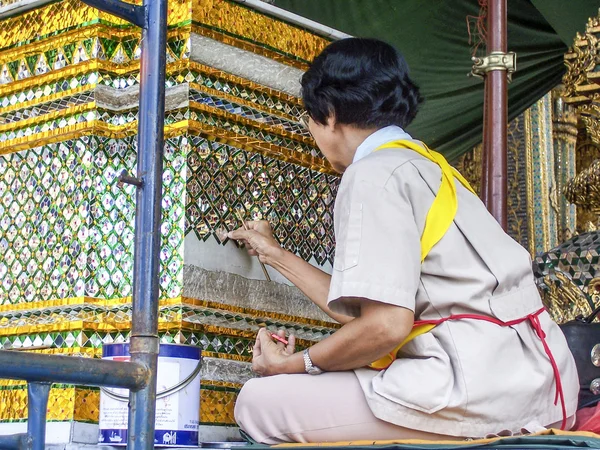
[0, 0, 168, 446]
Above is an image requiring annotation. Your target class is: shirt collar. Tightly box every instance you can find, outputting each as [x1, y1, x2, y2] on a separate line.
[352, 125, 417, 164]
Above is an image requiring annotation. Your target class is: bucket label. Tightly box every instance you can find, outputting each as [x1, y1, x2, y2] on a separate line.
[155, 361, 179, 429]
[99, 344, 201, 447]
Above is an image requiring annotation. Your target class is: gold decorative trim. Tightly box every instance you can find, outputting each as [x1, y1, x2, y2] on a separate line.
[0, 101, 95, 133]
[202, 379, 242, 390]
[0, 60, 101, 98]
[188, 82, 297, 123]
[0, 96, 308, 147]
[190, 0, 329, 64]
[0, 0, 325, 68]
[0, 384, 240, 423]
[0, 24, 190, 64]
[200, 388, 237, 425]
[524, 109, 536, 256]
[565, 159, 600, 207]
[0, 121, 135, 154]
[540, 272, 595, 324]
[539, 95, 553, 251]
[0, 386, 77, 421]
[0, 347, 250, 365]
[0, 118, 335, 173]
[186, 120, 333, 173]
[0, 58, 302, 109]
[188, 100, 312, 145]
[190, 24, 310, 71]
[0, 295, 340, 328]
[0, 85, 92, 116]
[506, 118, 525, 245]
[0, 0, 98, 52]
[190, 61, 302, 106]
[0, 0, 190, 51]
[181, 296, 340, 329]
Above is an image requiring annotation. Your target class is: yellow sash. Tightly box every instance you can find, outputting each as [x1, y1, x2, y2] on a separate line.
[367, 140, 476, 370]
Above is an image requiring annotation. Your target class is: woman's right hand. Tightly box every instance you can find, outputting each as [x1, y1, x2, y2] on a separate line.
[228, 220, 284, 266]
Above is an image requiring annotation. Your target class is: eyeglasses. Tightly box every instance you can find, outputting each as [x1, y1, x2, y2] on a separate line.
[299, 110, 310, 131]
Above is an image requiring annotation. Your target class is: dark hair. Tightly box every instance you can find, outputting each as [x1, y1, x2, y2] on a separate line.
[301, 38, 422, 129]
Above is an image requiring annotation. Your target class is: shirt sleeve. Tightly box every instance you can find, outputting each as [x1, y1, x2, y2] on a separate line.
[327, 170, 421, 317]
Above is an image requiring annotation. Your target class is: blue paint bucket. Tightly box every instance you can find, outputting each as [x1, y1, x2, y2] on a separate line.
[98, 343, 202, 447]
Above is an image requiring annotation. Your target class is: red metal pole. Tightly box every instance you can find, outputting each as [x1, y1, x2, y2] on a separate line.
[481, 82, 489, 206]
[483, 0, 508, 229]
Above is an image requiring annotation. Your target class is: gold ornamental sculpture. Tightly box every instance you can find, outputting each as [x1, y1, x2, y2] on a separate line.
[563, 9, 600, 145]
[535, 9, 600, 325]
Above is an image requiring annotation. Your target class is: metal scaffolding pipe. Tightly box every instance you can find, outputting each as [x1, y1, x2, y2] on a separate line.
[26, 382, 52, 450]
[126, 0, 168, 446]
[0, 433, 26, 450]
[0, 351, 149, 390]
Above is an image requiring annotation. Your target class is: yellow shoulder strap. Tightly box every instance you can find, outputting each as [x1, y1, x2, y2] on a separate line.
[367, 140, 475, 370]
[375, 139, 475, 262]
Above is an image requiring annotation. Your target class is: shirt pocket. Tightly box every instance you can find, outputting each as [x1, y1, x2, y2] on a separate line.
[333, 201, 363, 271]
[371, 332, 454, 414]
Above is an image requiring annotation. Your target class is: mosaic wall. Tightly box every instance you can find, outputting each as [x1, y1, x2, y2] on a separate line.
[533, 231, 600, 324]
[551, 89, 578, 240]
[0, 0, 340, 431]
[454, 93, 585, 324]
[523, 93, 560, 254]
[452, 117, 536, 253]
[451, 97, 572, 256]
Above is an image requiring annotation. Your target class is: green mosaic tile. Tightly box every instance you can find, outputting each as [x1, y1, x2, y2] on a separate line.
[534, 231, 600, 292]
[44, 49, 57, 68]
[0, 136, 184, 304]
[6, 60, 19, 80]
[62, 43, 76, 65]
[185, 136, 337, 265]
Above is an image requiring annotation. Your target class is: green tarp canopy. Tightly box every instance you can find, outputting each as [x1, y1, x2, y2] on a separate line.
[274, 0, 600, 161]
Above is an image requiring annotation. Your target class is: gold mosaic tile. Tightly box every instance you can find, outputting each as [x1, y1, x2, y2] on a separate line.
[1, 0, 323, 68]
[200, 385, 239, 426]
[74, 388, 100, 422]
[0, 58, 301, 115]
[0, 387, 28, 421]
[0, 0, 190, 50]
[0, 296, 338, 328]
[0, 0, 97, 51]
[48, 386, 76, 421]
[191, 0, 329, 65]
[0, 386, 76, 421]
[0, 118, 332, 172]
[0, 382, 238, 425]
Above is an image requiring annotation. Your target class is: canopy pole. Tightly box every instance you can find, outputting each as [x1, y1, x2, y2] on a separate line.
[482, 0, 508, 229]
[481, 82, 490, 207]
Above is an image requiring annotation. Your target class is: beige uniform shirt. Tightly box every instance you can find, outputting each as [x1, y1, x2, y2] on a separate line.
[327, 127, 579, 437]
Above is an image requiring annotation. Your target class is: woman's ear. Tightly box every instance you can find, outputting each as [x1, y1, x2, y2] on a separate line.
[325, 115, 337, 132]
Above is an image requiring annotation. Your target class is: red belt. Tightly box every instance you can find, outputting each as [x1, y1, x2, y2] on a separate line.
[415, 308, 567, 430]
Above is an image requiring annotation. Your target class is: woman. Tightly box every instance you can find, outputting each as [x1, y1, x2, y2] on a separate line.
[230, 38, 578, 443]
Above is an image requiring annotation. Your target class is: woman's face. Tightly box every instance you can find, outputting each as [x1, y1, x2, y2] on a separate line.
[307, 117, 346, 173]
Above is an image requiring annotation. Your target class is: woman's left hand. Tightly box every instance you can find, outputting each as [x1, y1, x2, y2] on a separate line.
[252, 328, 296, 376]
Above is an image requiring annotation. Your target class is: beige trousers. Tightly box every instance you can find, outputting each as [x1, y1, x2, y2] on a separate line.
[234, 371, 463, 444]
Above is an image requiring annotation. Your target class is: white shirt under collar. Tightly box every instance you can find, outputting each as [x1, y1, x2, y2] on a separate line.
[352, 125, 419, 164]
